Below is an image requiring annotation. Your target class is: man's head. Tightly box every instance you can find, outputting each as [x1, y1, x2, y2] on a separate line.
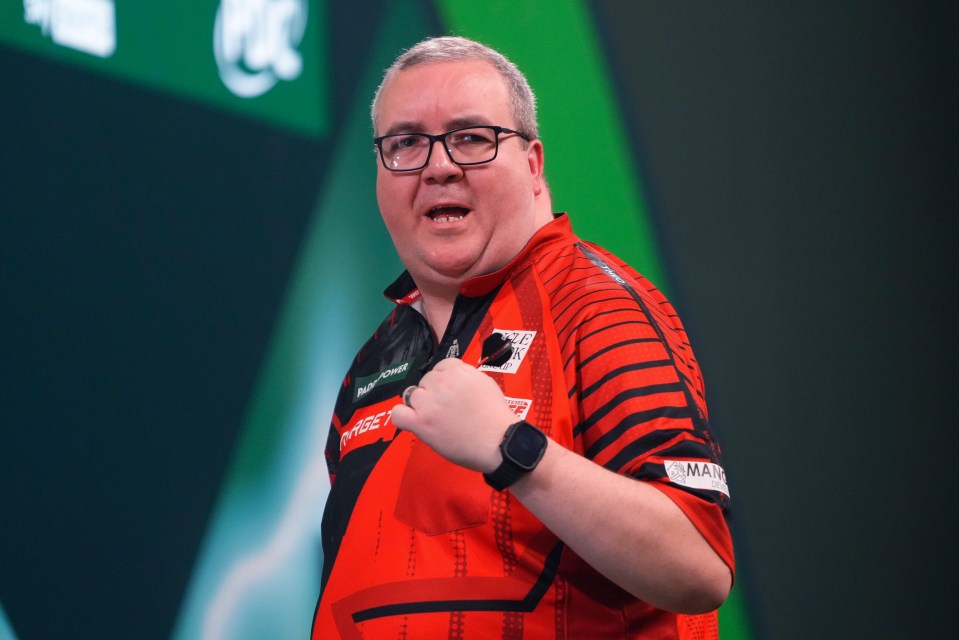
[372, 37, 553, 299]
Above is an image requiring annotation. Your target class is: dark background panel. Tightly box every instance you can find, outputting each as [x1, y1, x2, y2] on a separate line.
[1, 0, 403, 631]
[0, 43, 325, 638]
[0, 1, 401, 636]
[590, 2, 957, 638]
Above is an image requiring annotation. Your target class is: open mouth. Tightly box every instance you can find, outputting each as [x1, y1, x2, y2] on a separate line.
[427, 206, 469, 223]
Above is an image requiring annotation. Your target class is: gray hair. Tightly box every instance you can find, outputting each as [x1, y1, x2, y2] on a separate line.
[371, 36, 539, 140]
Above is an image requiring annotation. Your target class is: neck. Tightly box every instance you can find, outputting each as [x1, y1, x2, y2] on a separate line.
[418, 292, 455, 343]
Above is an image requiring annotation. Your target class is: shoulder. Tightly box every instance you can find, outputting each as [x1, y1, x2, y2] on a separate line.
[532, 240, 661, 320]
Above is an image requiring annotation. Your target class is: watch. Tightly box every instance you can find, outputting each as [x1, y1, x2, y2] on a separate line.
[483, 421, 548, 491]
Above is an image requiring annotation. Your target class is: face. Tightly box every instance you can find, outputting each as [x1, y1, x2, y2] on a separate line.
[374, 60, 548, 296]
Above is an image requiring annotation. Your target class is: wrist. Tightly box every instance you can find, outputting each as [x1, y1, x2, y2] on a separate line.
[483, 421, 548, 491]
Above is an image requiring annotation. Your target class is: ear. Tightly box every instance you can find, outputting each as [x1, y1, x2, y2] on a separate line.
[527, 139, 546, 196]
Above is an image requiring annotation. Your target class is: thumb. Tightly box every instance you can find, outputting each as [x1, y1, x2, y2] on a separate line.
[390, 402, 416, 432]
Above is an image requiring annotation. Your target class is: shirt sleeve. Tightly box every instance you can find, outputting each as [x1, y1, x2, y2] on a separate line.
[563, 247, 735, 574]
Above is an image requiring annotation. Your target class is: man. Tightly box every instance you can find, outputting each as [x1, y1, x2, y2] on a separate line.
[312, 36, 733, 639]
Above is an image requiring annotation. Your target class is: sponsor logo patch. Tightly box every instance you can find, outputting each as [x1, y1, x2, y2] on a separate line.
[504, 397, 532, 420]
[598, 261, 627, 285]
[479, 329, 536, 374]
[340, 398, 398, 457]
[354, 359, 413, 401]
[664, 460, 730, 497]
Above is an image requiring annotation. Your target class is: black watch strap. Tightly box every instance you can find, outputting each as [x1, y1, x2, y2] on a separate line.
[483, 459, 526, 491]
[483, 421, 547, 491]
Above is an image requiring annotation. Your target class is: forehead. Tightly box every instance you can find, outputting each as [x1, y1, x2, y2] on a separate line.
[376, 60, 512, 133]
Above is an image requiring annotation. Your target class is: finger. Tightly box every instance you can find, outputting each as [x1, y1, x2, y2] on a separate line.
[401, 384, 419, 408]
[390, 402, 415, 430]
[428, 357, 457, 374]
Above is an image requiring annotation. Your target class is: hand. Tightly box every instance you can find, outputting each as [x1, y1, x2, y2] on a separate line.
[391, 357, 517, 473]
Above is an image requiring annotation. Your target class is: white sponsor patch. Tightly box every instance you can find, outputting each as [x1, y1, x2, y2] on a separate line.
[479, 329, 536, 374]
[664, 460, 730, 497]
[504, 397, 531, 420]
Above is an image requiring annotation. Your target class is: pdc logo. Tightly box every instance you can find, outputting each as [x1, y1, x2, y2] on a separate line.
[214, 0, 308, 98]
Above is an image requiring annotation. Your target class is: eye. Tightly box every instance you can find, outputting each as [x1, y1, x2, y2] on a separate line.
[385, 134, 425, 154]
[451, 128, 494, 145]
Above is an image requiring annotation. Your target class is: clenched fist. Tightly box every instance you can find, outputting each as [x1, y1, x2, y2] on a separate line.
[391, 357, 517, 473]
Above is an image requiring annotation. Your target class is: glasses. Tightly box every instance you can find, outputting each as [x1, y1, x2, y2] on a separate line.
[374, 125, 530, 172]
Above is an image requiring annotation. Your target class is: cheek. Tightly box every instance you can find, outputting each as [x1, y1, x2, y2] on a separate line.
[485, 176, 533, 220]
[376, 179, 405, 226]
[376, 171, 417, 210]
[375, 172, 391, 207]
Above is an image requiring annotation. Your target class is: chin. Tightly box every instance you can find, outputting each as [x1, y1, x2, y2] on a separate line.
[424, 253, 481, 277]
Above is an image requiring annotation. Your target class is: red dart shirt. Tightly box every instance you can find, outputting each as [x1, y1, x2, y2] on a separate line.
[313, 214, 733, 639]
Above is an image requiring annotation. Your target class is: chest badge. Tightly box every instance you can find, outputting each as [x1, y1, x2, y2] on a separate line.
[478, 329, 536, 374]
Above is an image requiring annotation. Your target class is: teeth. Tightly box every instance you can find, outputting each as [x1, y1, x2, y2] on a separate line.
[432, 213, 464, 223]
[429, 206, 467, 223]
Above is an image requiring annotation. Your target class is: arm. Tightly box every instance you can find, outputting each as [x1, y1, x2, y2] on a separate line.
[510, 433, 731, 613]
[390, 357, 732, 614]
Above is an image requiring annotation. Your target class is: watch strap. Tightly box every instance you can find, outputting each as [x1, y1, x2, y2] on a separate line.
[483, 459, 526, 491]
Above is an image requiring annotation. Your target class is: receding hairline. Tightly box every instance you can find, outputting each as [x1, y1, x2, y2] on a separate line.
[370, 36, 539, 139]
[374, 60, 508, 130]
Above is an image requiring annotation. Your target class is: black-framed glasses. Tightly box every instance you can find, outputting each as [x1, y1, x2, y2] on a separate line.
[373, 125, 530, 172]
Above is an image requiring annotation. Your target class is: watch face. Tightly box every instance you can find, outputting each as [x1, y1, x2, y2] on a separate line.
[504, 421, 547, 470]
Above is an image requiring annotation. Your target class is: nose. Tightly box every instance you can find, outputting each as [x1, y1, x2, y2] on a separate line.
[422, 137, 463, 183]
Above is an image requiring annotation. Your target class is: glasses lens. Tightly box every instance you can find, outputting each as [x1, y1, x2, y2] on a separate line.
[447, 127, 497, 165]
[381, 134, 430, 170]
[378, 127, 503, 171]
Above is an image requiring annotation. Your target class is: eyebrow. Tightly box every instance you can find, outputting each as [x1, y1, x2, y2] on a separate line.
[381, 115, 495, 137]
